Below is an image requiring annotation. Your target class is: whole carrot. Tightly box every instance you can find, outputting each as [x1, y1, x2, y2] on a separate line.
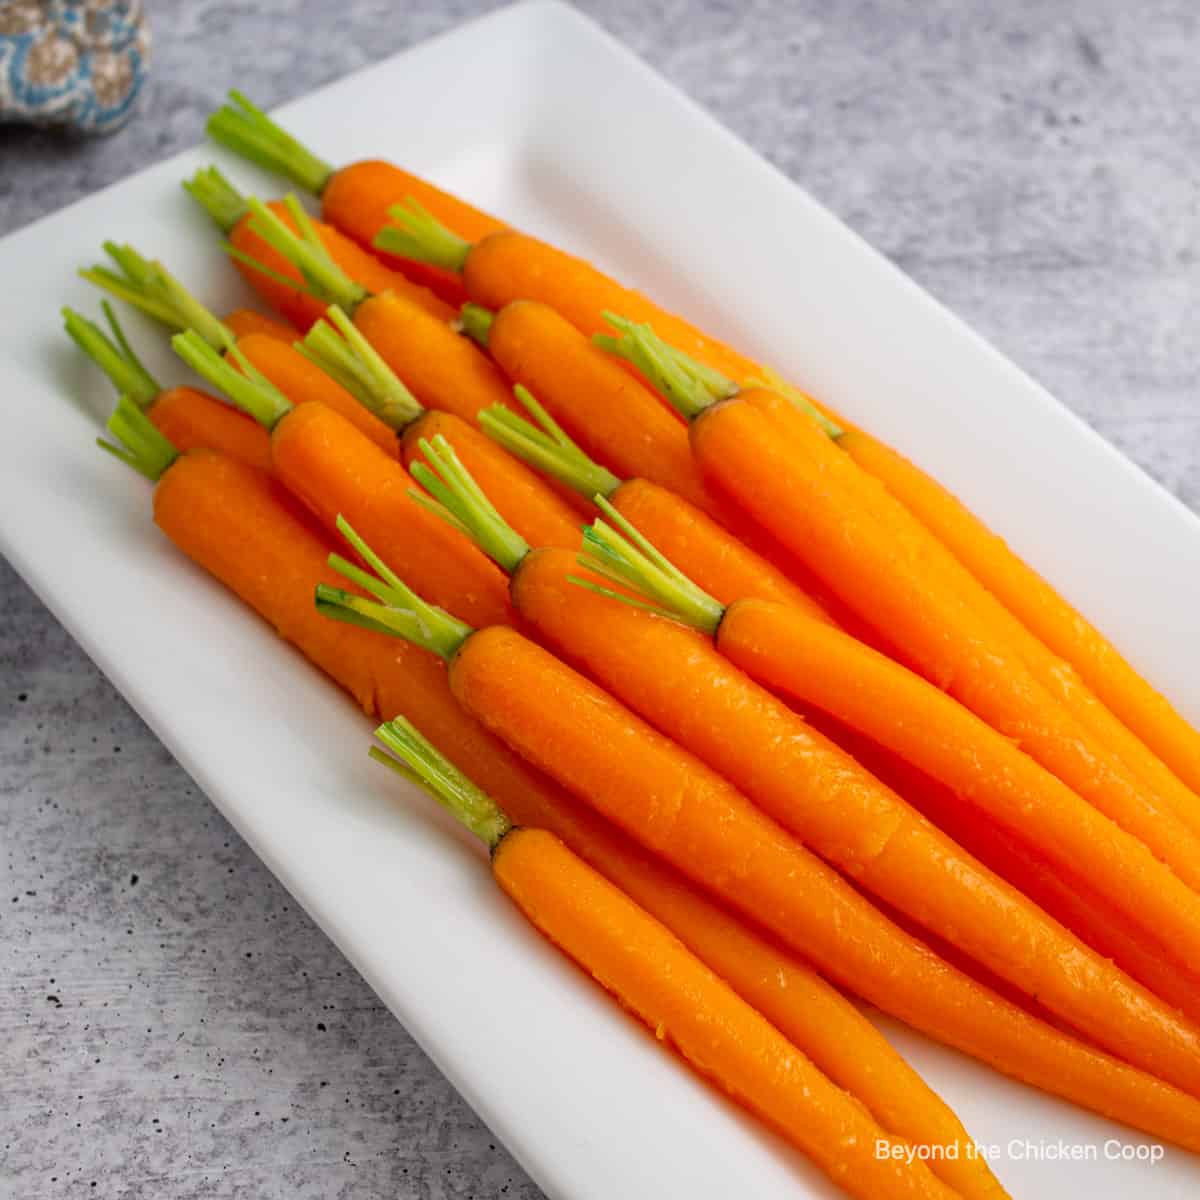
[606, 319, 1200, 894]
[410, 438, 1200, 1093]
[205, 94, 505, 302]
[313, 527, 1200, 1144]
[63, 303, 272, 472]
[842, 429, 1200, 808]
[184, 165, 454, 329]
[170, 328, 512, 629]
[371, 719, 962, 1200]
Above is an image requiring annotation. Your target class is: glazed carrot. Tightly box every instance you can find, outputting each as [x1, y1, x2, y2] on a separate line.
[63, 304, 272, 472]
[221, 307, 296, 343]
[410, 442, 1200, 1092]
[479, 388, 827, 616]
[370, 720, 962, 1200]
[205, 94, 505, 302]
[184, 166, 454, 330]
[607, 320, 1200, 894]
[314, 529, 1200, 1143]
[170, 329, 511, 629]
[842, 429, 1200, 806]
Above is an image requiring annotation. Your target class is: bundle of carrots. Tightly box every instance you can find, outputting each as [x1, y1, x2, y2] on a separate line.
[52, 87, 1200, 1197]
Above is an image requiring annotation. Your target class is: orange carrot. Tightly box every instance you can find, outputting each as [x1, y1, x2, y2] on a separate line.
[609, 321, 1200, 894]
[841, 428, 1200, 809]
[63, 305, 273, 472]
[184, 166, 454, 330]
[220, 307, 296, 343]
[313, 532, 1200, 1144]
[170, 330, 511, 630]
[371, 721, 963, 1200]
[205, 95, 505, 303]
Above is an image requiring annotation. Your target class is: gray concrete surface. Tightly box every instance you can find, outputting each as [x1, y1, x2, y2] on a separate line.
[3, 1, 1198, 1196]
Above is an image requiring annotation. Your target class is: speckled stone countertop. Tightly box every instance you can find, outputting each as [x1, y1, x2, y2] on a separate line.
[3, 2, 1198, 1197]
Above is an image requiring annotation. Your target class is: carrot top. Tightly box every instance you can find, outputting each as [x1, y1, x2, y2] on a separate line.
[372, 716, 513, 851]
[97, 394, 180, 482]
[295, 304, 422, 431]
[478, 385, 622, 503]
[171, 330, 291, 430]
[80, 242, 235, 353]
[374, 199, 471, 273]
[457, 302, 494, 348]
[314, 515, 474, 662]
[206, 91, 334, 198]
[63, 302, 162, 409]
[182, 165, 250, 236]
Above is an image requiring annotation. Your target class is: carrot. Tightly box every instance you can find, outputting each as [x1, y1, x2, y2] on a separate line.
[479, 387, 828, 615]
[313, 526, 1200, 1146]
[607, 319, 1200, 894]
[842, 429, 1200, 808]
[183, 165, 454, 330]
[170, 329, 512, 630]
[410, 441, 1200, 1094]
[204, 94, 505, 303]
[220, 307, 296, 343]
[370, 720, 963, 1200]
[63, 304, 273, 472]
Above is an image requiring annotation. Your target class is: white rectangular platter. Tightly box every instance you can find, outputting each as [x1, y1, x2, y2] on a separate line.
[1, 3, 1198, 1196]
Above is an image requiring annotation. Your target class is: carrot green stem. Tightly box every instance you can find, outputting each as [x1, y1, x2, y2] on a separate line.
[371, 717, 513, 850]
[241, 195, 367, 312]
[572, 495, 726, 636]
[79, 242, 235, 352]
[171, 330, 292, 430]
[457, 302, 493, 349]
[97, 395, 179, 482]
[478, 386, 621, 502]
[407, 435, 530, 575]
[63, 303, 162, 409]
[374, 200, 470, 273]
[315, 515, 473, 662]
[206, 91, 334, 197]
[183, 165, 249, 235]
[297, 305, 422, 431]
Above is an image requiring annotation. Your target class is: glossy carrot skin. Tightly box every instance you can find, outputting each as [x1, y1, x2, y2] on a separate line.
[147, 386, 272, 473]
[228, 199, 452, 332]
[449, 621, 1200, 1139]
[841, 427, 1200, 812]
[693, 389, 1200, 893]
[512, 550, 1200, 1090]
[400, 411, 582, 552]
[235, 331, 398, 456]
[352, 291, 515, 424]
[495, 828, 960, 1200]
[322, 160, 505, 305]
[269, 402, 512, 629]
[221, 308, 296, 342]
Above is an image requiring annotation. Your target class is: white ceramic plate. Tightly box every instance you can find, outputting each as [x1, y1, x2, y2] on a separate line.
[2, 3, 1198, 1196]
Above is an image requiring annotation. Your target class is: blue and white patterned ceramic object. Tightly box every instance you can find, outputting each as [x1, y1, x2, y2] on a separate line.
[0, 0, 149, 135]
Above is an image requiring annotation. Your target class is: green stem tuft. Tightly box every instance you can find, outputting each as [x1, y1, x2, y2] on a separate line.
[315, 515, 474, 663]
[371, 717, 512, 850]
[478, 386, 620, 503]
[97, 395, 179, 482]
[79, 242, 235, 352]
[572, 495, 725, 635]
[297, 305, 422, 431]
[171, 330, 292, 430]
[183, 165, 250, 235]
[407, 434, 530, 575]
[374, 200, 470, 273]
[242, 195, 367, 312]
[63, 303, 162, 409]
[206, 90, 334, 196]
[593, 312, 736, 422]
[457, 303, 494, 349]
